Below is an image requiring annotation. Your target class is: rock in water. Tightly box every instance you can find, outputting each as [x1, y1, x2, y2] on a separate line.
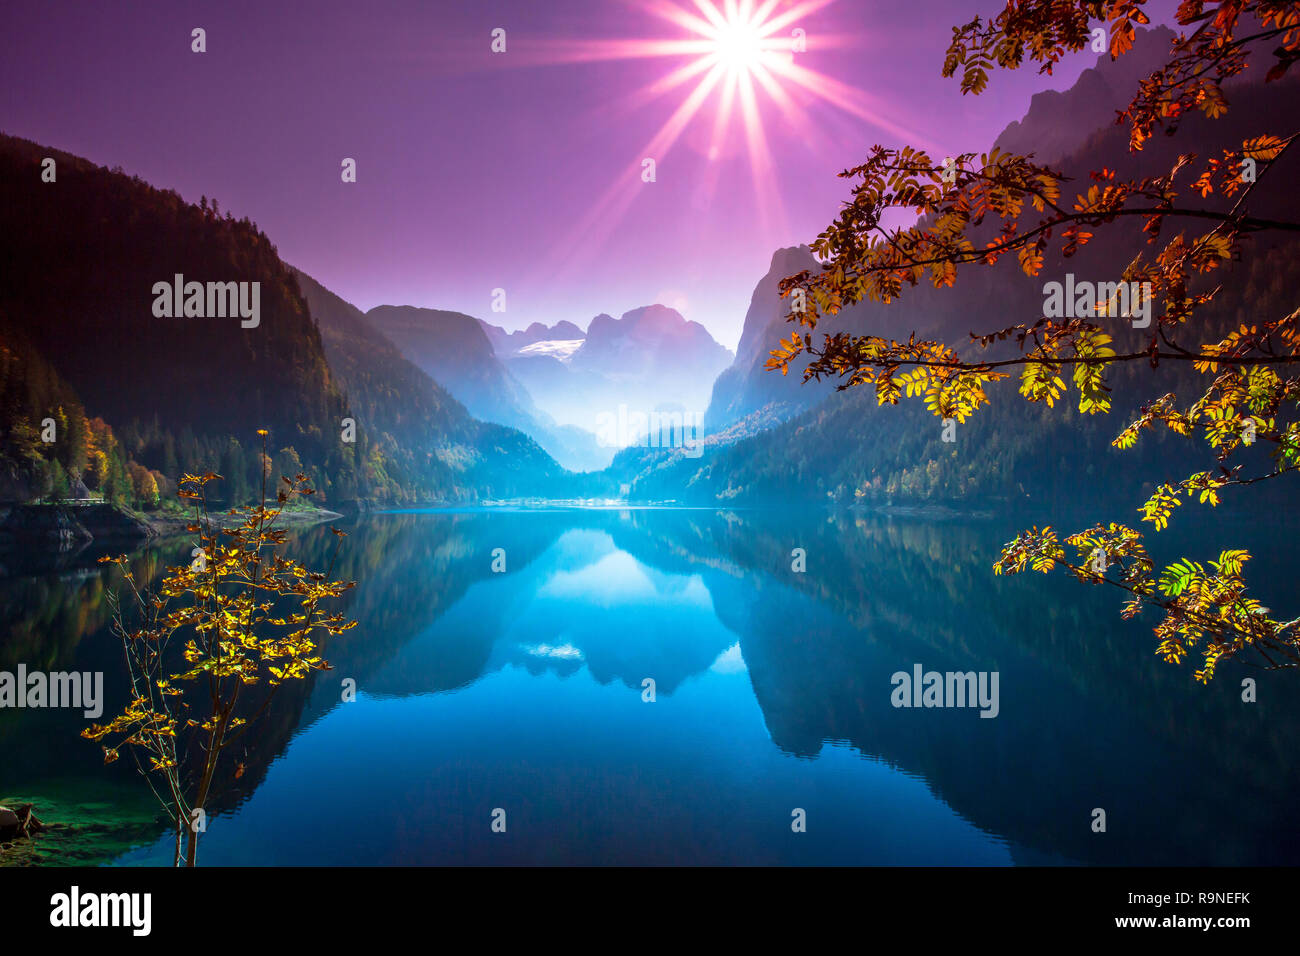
[0, 804, 43, 839]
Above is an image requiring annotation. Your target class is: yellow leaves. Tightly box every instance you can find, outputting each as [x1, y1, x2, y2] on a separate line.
[1181, 471, 1226, 507]
[1112, 422, 1142, 450]
[993, 526, 1064, 577]
[1211, 549, 1249, 578]
[932, 259, 959, 288]
[900, 367, 928, 399]
[1008, 514, 1286, 682]
[875, 370, 902, 406]
[1114, 395, 1182, 449]
[1157, 635, 1190, 666]
[1071, 328, 1115, 415]
[1019, 359, 1065, 408]
[86, 454, 356, 799]
[1140, 483, 1183, 530]
[1033, 170, 1061, 208]
[1197, 233, 1234, 265]
[1243, 363, 1281, 413]
[961, 62, 990, 96]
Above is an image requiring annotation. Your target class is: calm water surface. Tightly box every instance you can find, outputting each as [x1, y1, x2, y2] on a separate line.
[2, 507, 1296, 865]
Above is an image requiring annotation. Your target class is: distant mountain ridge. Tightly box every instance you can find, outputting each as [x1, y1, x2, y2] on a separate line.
[366, 305, 540, 431]
[704, 245, 828, 429]
[503, 305, 734, 449]
[0, 130, 567, 505]
[481, 319, 586, 355]
[365, 304, 607, 471]
[993, 25, 1176, 164]
[291, 269, 567, 501]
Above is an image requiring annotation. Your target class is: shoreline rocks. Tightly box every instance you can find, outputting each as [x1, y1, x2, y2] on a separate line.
[0, 504, 94, 550]
[0, 503, 154, 552]
[0, 803, 44, 841]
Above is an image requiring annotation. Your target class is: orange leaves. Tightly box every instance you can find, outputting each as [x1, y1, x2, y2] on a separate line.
[764, 332, 806, 376]
[933, 258, 960, 288]
[1242, 133, 1287, 161]
[1109, 16, 1136, 58]
[1073, 182, 1128, 216]
[780, 145, 1068, 340]
[1195, 80, 1229, 119]
[844, 0, 1300, 685]
[1060, 225, 1093, 258]
[1017, 238, 1046, 275]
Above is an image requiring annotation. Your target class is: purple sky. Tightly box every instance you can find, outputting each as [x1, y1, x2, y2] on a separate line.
[1, 0, 1178, 349]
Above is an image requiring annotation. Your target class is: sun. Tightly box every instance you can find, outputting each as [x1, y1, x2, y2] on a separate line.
[712, 14, 765, 73]
[517, 0, 933, 280]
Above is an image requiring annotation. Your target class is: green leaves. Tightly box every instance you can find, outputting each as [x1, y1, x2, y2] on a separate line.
[1158, 558, 1200, 597]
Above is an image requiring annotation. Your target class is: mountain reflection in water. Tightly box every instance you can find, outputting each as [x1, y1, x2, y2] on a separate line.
[2, 507, 1296, 866]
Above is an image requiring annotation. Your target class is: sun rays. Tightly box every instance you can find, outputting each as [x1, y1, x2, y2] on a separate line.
[517, 0, 926, 282]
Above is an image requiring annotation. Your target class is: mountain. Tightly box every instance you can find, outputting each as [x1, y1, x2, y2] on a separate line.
[574, 305, 733, 385]
[0, 131, 567, 507]
[704, 246, 831, 429]
[703, 234, 1021, 432]
[291, 270, 567, 502]
[0, 132, 363, 505]
[365, 306, 538, 433]
[480, 319, 585, 354]
[628, 46, 1300, 508]
[993, 25, 1175, 164]
[504, 306, 734, 447]
[365, 305, 606, 471]
[704, 26, 1181, 433]
[388, 304, 733, 471]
